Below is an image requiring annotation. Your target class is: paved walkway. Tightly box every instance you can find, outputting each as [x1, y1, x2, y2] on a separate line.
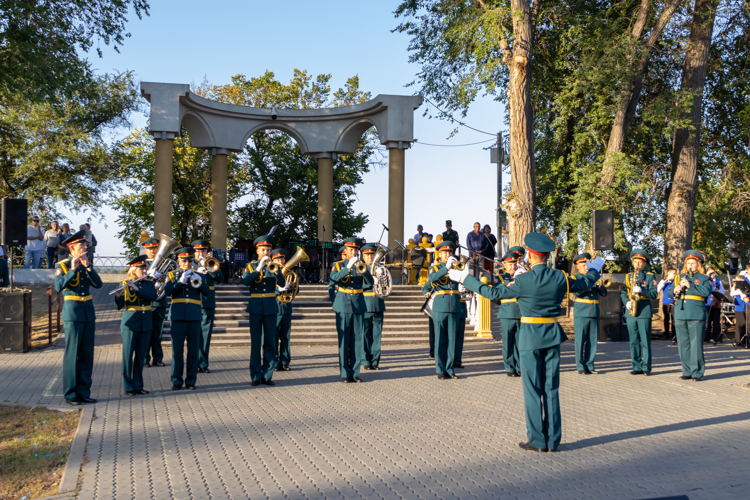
[2, 288, 750, 499]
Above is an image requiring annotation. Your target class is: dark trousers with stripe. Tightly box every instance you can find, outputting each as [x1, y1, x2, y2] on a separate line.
[276, 314, 292, 368]
[520, 346, 562, 450]
[677, 319, 706, 378]
[454, 318, 465, 365]
[62, 321, 95, 401]
[433, 311, 457, 375]
[363, 311, 383, 367]
[250, 314, 277, 381]
[198, 308, 215, 369]
[501, 318, 520, 373]
[574, 317, 598, 371]
[121, 327, 148, 392]
[626, 315, 651, 372]
[170, 320, 200, 387]
[145, 306, 166, 364]
[336, 312, 364, 378]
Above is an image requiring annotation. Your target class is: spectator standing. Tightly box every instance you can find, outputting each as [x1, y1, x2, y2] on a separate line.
[731, 272, 750, 345]
[657, 268, 677, 340]
[704, 267, 725, 343]
[24, 215, 45, 269]
[86, 223, 97, 264]
[482, 225, 497, 272]
[44, 221, 60, 269]
[441, 220, 459, 245]
[413, 225, 425, 244]
[57, 224, 72, 261]
[466, 222, 488, 275]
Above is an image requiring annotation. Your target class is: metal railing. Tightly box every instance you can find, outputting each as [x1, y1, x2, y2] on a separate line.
[8, 251, 129, 273]
[47, 285, 61, 344]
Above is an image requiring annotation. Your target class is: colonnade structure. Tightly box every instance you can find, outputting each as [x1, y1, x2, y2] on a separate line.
[140, 82, 422, 253]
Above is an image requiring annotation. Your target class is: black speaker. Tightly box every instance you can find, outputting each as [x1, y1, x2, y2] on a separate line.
[0, 292, 31, 353]
[592, 210, 614, 251]
[598, 283, 625, 341]
[1, 198, 28, 246]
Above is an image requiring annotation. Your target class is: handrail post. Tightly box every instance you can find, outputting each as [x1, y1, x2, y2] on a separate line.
[56, 290, 61, 335]
[47, 286, 52, 344]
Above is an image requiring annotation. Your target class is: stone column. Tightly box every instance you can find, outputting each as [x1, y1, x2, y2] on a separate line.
[211, 152, 228, 251]
[317, 156, 334, 243]
[153, 137, 174, 237]
[388, 147, 405, 252]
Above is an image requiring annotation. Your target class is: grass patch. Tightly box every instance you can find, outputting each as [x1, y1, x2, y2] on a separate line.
[0, 405, 81, 499]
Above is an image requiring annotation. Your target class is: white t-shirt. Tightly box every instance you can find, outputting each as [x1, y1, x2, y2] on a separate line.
[44, 229, 58, 248]
[26, 225, 45, 251]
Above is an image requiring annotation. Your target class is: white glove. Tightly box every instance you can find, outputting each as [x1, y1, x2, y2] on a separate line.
[347, 257, 358, 270]
[626, 301, 632, 311]
[448, 268, 469, 284]
[190, 271, 202, 283]
[179, 271, 189, 284]
[255, 256, 268, 273]
[147, 269, 162, 280]
[446, 256, 458, 270]
[632, 285, 642, 294]
[588, 257, 605, 273]
[513, 268, 526, 277]
[196, 266, 207, 274]
[277, 284, 290, 292]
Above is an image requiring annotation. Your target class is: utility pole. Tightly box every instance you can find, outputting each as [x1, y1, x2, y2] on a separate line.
[490, 132, 507, 258]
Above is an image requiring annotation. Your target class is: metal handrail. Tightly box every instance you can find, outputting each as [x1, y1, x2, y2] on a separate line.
[46, 285, 61, 345]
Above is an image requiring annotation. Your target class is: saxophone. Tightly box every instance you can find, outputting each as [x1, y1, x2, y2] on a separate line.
[628, 271, 640, 316]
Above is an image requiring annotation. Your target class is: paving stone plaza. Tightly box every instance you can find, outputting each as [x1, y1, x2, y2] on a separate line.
[2, 286, 750, 499]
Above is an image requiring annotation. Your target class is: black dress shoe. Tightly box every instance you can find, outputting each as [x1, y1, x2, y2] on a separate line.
[548, 448, 560, 453]
[680, 375, 691, 380]
[693, 376, 703, 381]
[586, 369, 599, 374]
[250, 380, 260, 386]
[261, 379, 275, 386]
[514, 371, 521, 377]
[66, 398, 83, 406]
[124, 391, 136, 397]
[202, 368, 211, 374]
[643, 371, 651, 376]
[341, 378, 349, 383]
[197, 367, 204, 373]
[273, 367, 282, 372]
[352, 376, 363, 383]
[518, 442, 547, 452]
[81, 397, 97, 403]
[630, 370, 643, 375]
[449, 374, 459, 379]
[578, 370, 585, 374]
[371, 365, 380, 370]
[507, 372, 516, 377]
[347, 376, 356, 383]
[429, 354, 435, 358]
[437, 374, 450, 380]
[153, 362, 166, 367]
[144, 362, 151, 368]
[280, 366, 291, 371]
[172, 385, 182, 390]
[186, 385, 196, 390]
[362, 365, 372, 370]
[135, 390, 150, 395]
[454, 364, 464, 368]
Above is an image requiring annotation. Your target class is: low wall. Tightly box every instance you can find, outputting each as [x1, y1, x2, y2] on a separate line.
[8, 269, 126, 285]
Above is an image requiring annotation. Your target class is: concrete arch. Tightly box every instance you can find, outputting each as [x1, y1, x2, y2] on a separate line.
[335, 118, 378, 153]
[240, 122, 310, 154]
[180, 111, 215, 149]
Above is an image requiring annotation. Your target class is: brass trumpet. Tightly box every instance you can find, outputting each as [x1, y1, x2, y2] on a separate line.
[597, 278, 612, 287]
[266, 262, 279, 273]
[204, 256, 221, 273]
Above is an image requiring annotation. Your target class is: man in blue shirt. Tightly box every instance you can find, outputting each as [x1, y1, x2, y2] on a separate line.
[657, 268, 677, 340]
[466, 222, 488, 275]
[731, 272, 750, 346]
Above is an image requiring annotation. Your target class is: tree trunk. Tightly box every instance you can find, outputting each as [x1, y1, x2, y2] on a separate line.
[663, 0, 718, 270]
[506, 0, 536, 248]
[600, 0, 681, 189]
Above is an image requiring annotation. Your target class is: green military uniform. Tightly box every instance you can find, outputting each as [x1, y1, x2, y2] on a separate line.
[441, 220, 459, 245]
[361, 244, 385, 369]
[422, 279, 435, 357]
[142, 238, 167, 367]
[330, 238, 373, 382]
[272, 249, 293, 370]
[54, 231, 103, 404]
[456, 233, 601, 452]
[572, 253, 608, 373]
[495, 252, 523, 376]
[192, 240, 225, 372]
[163, 248, 210, 389]
[426, 241, 462, 379]
[621, 249, 658, 374]
[668, 250, 712, 380]
[114, 256, 158, 395]
[242, 236, 285, 385]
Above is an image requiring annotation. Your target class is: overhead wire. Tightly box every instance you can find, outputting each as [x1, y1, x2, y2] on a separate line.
[414, 138, 495, 147]
[422, 97, 497, 136]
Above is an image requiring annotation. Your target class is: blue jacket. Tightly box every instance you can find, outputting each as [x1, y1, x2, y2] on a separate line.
[54, 258, 102, 322]
[466, 231, 488, 254]
[733, 277, 750, 312]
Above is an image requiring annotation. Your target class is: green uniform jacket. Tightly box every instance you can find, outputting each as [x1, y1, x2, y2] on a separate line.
[573, 273, 607, 318]
[465, 264, 600, 350]
[53, 258, 103, 322]
[441, 230, 459, 244]
[276, 271, 295, 316]
[242, 261, 285, 315]
[363, 264, 386, 313]
[426, 263, 462, 315]
[495, 272, 520, 319]
[192, 261, 224, 308]
[114, 281, 158, 331]
[146, 259, 168, 309]
[164, 270, 210, 321]
[668, 272, 711, 321]
[330, 260, 374, 314]
[620, 270, 658, 318]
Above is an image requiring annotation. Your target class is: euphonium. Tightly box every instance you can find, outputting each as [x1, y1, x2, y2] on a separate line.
[204, 256, 221, 273]
[372, 244, 393, 299]
[278, 248, 310, 304]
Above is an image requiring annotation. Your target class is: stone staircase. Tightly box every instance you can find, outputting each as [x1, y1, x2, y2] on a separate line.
[162, 285, 492, 346]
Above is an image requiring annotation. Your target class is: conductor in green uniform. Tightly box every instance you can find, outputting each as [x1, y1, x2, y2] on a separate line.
[669, 250, 712, 381]
[572, 253, 608, 374]
[55, 231, 103, 406]
[441, 220, 459, 245]
[163, 247, 210, 390]
[330, 238, 373, 383]
[142, 238, 167, 368]
[450, 233, 603, 452]
[426, 240, 463, 380]
[192, 239, 225, 373]
[495, 251, 522, 377]
[361, 244, 385, 370]
[243, 236, 286, 386]
[621, 249, 658, 375]
[114, 256, 158, 396]
[272, 248, 293, 371]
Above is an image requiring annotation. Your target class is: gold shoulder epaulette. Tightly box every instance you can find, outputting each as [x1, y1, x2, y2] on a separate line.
[334, 261, 342, 272]
[59, 261, 69, 274]
[168, 271, 175, 283]
[246, 263, 254, 273]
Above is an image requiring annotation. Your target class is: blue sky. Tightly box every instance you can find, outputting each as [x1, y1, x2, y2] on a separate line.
[70, 0, 508, 254]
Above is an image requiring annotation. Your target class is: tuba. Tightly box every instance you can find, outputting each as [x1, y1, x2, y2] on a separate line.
[108, 232, 179, 299]
[278, 248, 310, 304]
[372, 244, 393, 298]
